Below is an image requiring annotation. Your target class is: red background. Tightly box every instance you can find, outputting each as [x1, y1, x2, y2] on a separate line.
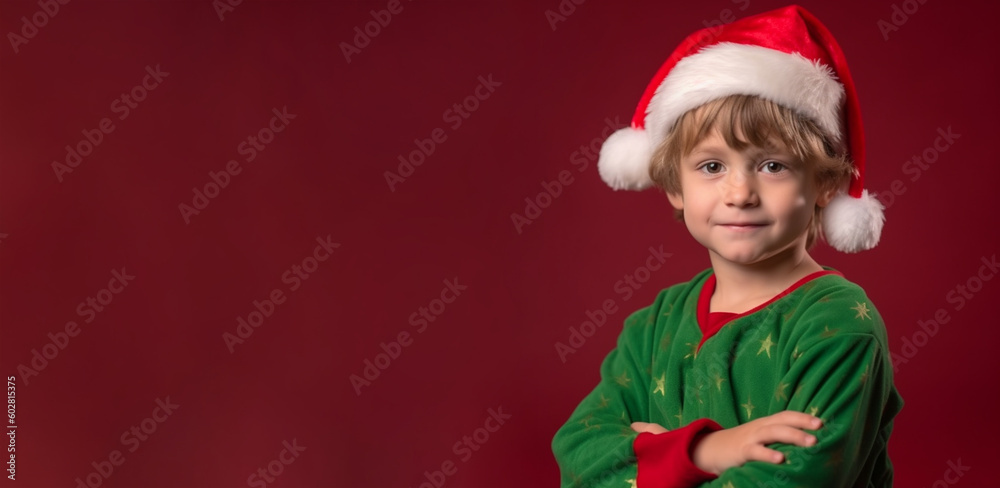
[1, 0, 998, 487]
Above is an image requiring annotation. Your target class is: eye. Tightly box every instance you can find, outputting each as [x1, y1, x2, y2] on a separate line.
[761, 161, 787, 174]
[699, 161, 724, 174]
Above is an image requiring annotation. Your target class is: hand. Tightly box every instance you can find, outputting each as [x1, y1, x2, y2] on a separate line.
[692, 411, 822, 475]
[630, 421, 669, 435]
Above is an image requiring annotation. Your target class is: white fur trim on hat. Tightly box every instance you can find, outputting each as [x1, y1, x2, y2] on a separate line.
[597, 127, 655, 191]
[822, 190, 885, 253]
[645, 43, 846, 151]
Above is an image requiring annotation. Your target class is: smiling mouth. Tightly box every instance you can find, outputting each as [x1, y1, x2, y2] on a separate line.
[718, 223, 768, 230]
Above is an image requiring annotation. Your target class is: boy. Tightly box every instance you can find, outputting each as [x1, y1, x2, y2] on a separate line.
[552, 5, 902, 488]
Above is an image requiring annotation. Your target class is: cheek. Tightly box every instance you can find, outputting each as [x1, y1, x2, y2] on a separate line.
[790, 195, 818, 230]
[766, 186, 814, 221]
[682, 192, 715, 217]
[792, 194, 809, 211]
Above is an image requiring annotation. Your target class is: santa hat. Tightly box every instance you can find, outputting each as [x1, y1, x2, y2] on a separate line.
[598, 4, 884, 253]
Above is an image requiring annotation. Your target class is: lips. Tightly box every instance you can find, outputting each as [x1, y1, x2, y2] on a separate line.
[717, 222, 768, 231]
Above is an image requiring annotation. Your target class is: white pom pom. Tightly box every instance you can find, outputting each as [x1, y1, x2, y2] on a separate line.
[597, 127, 654, 191]
[822, 190, 885, 253]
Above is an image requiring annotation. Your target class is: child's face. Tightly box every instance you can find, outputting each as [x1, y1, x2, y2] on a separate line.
[666, 127, 833, 267]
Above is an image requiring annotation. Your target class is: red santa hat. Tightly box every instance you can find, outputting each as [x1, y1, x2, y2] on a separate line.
[598, 4, 884, 253]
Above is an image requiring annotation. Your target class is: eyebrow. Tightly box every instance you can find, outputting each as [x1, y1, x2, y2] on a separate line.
[688, 141, 792, 160]
[687, 144, 729, 158]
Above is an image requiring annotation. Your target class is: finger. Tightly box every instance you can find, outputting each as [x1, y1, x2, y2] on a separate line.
[765, 411, 823, 430]
[756, 425, 818, 448]
[630, 422, 669, 434]
[745, 445, 785, 465]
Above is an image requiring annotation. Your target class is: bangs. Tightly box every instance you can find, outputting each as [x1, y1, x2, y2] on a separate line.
[671, 94, 837, 163]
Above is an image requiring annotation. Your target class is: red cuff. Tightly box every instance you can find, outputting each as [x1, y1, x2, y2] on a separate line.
[634, 418, 722, 488]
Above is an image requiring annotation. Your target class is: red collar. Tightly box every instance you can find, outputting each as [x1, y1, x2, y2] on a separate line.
[696, 270, 842, 349]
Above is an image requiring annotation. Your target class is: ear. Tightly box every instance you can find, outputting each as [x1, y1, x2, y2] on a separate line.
[816, 179, 848, 208]
[666, 191, 684, 210]
[816, 187, 836, 208]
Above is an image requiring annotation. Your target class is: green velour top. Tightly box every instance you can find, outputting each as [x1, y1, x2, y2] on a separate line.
[552, 269, 903, 488]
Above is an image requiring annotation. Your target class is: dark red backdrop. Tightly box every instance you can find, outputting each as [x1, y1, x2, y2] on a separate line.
[1, 0, 998, 487]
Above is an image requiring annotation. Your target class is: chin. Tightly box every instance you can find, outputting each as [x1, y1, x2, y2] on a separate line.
[723, 254, 770, 266]
[711, 244, 790, 266]
[711, 248, 765, 264]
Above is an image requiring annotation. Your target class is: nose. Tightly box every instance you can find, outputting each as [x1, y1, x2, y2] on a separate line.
[721, 170, 759, 208]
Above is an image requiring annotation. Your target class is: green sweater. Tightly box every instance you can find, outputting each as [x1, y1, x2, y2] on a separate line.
[552, 269, 903, 487]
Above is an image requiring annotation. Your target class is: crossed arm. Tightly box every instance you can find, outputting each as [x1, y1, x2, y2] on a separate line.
[553, 302, 895, 488]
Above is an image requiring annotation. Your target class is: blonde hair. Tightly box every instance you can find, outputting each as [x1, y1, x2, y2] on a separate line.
[648, 94, 854, 248]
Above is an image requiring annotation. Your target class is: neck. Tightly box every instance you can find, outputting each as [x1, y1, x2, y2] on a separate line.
[708, 244, 823, 312]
